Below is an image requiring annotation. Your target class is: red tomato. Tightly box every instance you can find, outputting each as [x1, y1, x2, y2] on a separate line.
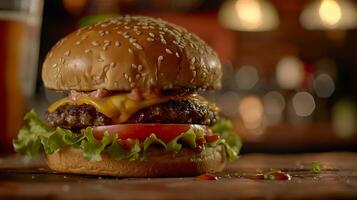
[204, 134, 220, 143]
[93, 124, 206, 143]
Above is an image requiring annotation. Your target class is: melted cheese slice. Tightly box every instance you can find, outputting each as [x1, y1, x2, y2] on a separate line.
[48, 94, 170, 123]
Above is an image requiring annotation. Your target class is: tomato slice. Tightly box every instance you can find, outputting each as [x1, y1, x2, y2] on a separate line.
[93, 124, 206, 143]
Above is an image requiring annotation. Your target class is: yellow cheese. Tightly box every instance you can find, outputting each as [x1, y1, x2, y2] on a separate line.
[48, 94, 169, 123]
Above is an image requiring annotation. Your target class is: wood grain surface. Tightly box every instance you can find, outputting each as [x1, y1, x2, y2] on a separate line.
[1, 152, 357, 200]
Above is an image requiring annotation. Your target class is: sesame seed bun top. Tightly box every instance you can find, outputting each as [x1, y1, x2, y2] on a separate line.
[42, 15, 222, 92]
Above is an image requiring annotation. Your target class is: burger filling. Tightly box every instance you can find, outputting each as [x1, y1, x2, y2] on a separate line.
[13, 90, 241, 162]
[46, 99, 217, 131]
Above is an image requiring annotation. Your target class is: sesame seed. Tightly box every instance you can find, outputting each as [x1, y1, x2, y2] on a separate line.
[64, 50, 70, 56]
[193, 71, 197, 77]
[117, 31, 122, 35]
[105, 30, 109, 35]
[133, 43, 143, 50]
[75, 41, 81, 45]
[124, 74, 129, 79]
[99, 31, 105, 36]
[115, 41, 120, 47]
[130, 83, 136, 87]
[110, 19, 117, 23]
[135, 31, 141, 35]
[147, 37, 154, 42]
[165, 48, 172, 54]
[48, 52, 53, 57]
[97, 58, 104, 62]
[158, 55, 163, 66]
[175, 52, 180, 58]
[124, 26, 130, 29]
[128, 48, 133, 54]
[138, 65, 143, 71]
[124, 35, 129, 39]
[128, 77, 132, 82]
[161, 38, 167, 44]
[110, 62, 116, 68]
[191, 57, 196, 64]
[104, 40, 110, 44]
[132, 64, 137, 69]
[91, 41, 99, 46]
[149, 32, 155, 37]
[84, 49, 91, 53]
[129, 38, 136, 43]
[52, 64, 57, 68]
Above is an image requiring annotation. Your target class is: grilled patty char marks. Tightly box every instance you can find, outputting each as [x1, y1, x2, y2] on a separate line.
[126, 99, 217, 125]
[46, 99, 217, 130]
[45, 104, 112, 131]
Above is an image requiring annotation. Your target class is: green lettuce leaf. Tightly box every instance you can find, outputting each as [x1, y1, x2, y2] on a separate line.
[211, 117, 242, 160]
[80, 128, 113, 161]
[13, 110, 242, 161]
[143, 134, 166, 151]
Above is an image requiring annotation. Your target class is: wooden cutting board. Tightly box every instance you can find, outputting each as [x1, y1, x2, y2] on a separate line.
[1, 152, 357, 200]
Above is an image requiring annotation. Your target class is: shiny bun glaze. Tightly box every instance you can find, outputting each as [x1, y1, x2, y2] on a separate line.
[42, 15, 222, 91]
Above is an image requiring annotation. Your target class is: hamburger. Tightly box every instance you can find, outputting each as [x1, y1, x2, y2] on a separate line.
[13, 16, 241, 177]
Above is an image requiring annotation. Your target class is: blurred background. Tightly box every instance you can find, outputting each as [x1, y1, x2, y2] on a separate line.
[1, 0, 357, 154]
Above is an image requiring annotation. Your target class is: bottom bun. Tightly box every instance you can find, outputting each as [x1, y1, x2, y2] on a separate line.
[46, 145, 226, 177]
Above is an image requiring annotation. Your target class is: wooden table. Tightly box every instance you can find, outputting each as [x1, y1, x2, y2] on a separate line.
[1, 152, 357, 199]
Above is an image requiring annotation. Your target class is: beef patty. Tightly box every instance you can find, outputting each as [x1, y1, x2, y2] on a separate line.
[46, 99, 218, 131]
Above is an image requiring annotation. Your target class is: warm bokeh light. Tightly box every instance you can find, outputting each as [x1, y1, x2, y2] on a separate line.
[292, 92, 316, 117]
[235, 65, 259, 90]
[239, 96, 264, 129]
[263, 91, 285, 125]
[319, 0, 342, 27]
[276, 56, 304, 90]
[217, 91, 240, 117]
[235, 0, 262, 29]
[333, 100, 357, 138]
[263, 91, 285, 115]
[313, 74, 335, 98]
[218, 0, 279, 31]
[300, 0, 357, 30]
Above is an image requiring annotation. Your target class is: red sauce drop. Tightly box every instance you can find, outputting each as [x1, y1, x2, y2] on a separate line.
[250, 173, 265, 180]
[269, 172, 291, 180]
[196, 173, 218, 181]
